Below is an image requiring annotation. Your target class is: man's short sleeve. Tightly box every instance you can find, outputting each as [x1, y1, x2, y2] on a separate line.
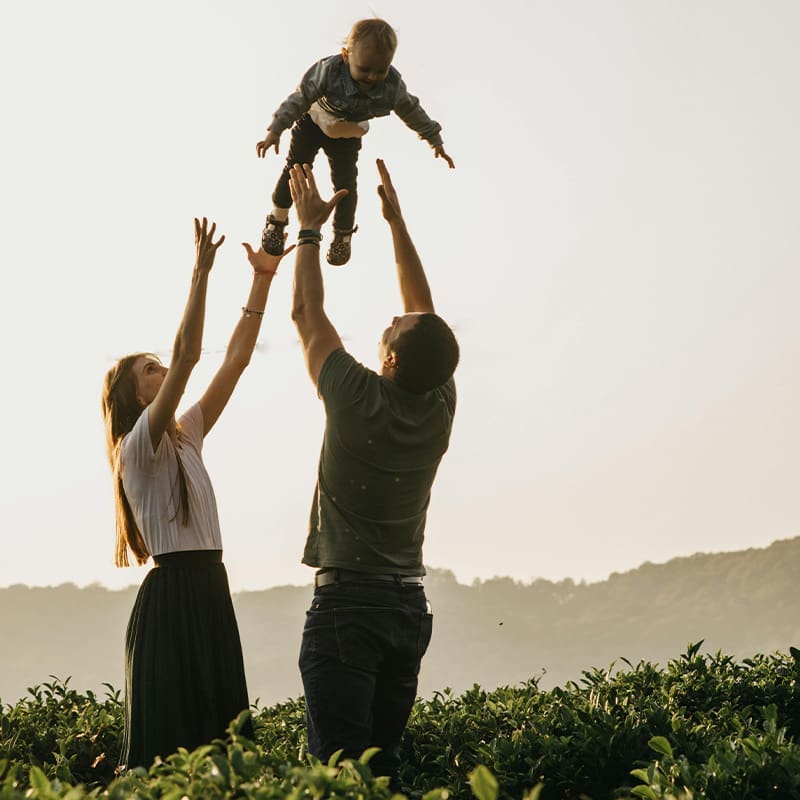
[317, 348, 374, 412]
[436, 377, 457, 416]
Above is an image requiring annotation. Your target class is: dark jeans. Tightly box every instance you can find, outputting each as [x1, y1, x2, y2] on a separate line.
[273, 114, 362, 231]
[298, 579, 433, 790]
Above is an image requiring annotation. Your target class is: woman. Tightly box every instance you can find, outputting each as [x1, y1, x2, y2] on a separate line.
[101, 218, 291, 770]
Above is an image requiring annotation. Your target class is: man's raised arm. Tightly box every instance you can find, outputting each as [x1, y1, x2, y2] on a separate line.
[376, 158, 435, 314]
[288, 163, 348, 387]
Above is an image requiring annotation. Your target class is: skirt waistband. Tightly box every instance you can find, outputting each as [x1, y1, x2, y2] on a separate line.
[154, 549, 222, 568]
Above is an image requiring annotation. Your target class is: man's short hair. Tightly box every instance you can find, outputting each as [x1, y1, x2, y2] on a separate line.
[393, 313, 459, 394]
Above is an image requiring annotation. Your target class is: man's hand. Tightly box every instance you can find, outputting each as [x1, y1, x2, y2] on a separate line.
[241, 240, 296, 272]
[376, 158, 405, 225]
[256, 130, 281, 158]
[194, 217, 225, 273]
[433, 144, 455, 169]
[288, 163, 348, 229]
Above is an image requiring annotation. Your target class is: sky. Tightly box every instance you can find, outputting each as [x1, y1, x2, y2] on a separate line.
[1, 0, 798, 593]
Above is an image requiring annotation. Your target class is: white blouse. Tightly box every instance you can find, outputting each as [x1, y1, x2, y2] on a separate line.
[121, 403, 222, 556]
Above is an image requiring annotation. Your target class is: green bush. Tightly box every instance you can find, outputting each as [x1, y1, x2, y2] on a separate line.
[2, 645, 800, 799]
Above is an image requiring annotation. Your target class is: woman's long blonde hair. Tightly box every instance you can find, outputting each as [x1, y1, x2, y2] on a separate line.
[101, 353, 189, 566]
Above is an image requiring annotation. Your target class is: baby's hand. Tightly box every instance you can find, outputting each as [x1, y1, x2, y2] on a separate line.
[433, 144, 455, 169]
[256, 130, 281, 158]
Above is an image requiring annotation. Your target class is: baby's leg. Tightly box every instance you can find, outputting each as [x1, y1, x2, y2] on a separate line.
[263, 115, 326, 253]
[322, 136, 362, 232]
[272, 115, 325, 211]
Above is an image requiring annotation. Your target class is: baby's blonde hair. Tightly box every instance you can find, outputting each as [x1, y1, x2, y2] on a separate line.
[346, 18, 397, 55]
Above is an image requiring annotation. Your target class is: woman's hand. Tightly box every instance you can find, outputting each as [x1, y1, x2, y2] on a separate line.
[241, 240, 296, 273]
[194, 217, 225, 274]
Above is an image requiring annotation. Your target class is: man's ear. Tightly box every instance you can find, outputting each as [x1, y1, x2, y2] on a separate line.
[383, 351, 398, 372]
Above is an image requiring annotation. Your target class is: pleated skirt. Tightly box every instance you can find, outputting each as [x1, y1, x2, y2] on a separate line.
[119, 550, 253, 770]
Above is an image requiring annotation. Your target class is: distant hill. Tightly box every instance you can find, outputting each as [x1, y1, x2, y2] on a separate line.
[2, 537, 800, 707]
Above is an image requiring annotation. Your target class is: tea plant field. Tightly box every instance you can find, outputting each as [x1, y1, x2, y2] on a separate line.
[2, 643, 800, 799]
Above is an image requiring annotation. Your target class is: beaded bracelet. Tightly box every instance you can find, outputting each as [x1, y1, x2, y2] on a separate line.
[253, 268, 276, 277]
[297, 239, 321, 248]
[241, 307, 264, 318]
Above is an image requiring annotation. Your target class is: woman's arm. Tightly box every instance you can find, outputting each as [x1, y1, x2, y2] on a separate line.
[147, 218, 223, 448]
[198, 241, 294, 435]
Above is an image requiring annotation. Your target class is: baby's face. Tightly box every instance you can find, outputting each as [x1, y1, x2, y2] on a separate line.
[342, 41, 394, 91]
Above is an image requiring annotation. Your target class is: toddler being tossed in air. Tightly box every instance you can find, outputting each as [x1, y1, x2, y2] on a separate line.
[256, 18, 454, 266]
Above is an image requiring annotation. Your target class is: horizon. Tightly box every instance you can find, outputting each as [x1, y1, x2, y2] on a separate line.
[3, 533, 794, 593]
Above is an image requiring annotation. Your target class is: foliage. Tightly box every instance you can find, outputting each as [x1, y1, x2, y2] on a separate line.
[2, 645, 800, 798]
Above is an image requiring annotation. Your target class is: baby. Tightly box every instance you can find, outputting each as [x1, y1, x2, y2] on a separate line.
[256, 18, 454, 266]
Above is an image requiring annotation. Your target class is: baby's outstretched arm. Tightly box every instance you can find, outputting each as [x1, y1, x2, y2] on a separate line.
[256, 130, 281, 158]
[433, 144, 455, 169]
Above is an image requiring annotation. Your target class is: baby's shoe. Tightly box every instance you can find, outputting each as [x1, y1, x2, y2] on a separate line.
[261, 214, 288, 255]
[326, 226, 358, 266]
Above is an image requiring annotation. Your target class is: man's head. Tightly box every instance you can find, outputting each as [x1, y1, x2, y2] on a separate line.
[380, 312, 459, 393]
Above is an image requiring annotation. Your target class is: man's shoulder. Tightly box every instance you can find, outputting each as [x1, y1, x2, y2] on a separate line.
[320, 347, 372, 376]
[318, 348, 379, 405]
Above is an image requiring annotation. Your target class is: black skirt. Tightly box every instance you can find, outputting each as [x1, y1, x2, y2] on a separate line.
[120, 550, 253, 769]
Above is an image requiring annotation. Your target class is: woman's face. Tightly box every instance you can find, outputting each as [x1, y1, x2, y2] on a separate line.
[133, 356, 167, 408]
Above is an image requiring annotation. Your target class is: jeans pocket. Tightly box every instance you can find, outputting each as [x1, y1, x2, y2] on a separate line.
[417, 611, 434, 659]
[299, 608, 339, 669]
[333, 607, 393, 672]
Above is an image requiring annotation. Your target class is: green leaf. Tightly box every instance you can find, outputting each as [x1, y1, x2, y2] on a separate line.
[359, 746, 381, 765]
[422, 789, 451, 800]
[631, 788, 659, 800]
[524, 783, 544, 800]
[29, 766, 51, 792]
[648, 736, 673, 757]
[684, 640, 704, 659]
[469, 765, 498, 800]
[230, 746, 245, 773]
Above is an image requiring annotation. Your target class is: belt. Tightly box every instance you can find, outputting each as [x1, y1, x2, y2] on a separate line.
[314, 569, 424, 589]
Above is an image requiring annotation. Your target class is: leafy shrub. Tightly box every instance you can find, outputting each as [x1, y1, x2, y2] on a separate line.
[2, 645, 800, 799]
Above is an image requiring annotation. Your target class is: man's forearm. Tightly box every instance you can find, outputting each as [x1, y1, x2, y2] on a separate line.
[389, 219, 435, 313]
[291, 243, 325, 322]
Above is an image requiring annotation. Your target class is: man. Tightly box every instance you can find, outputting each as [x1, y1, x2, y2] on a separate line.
[286, 158, 459, 790]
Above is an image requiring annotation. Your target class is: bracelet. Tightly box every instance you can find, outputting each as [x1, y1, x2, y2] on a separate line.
[298, 228, 322, 240]
[298, 239, 321, 248]
[253, 268, 276, 276]
[241, 306, 264, 318]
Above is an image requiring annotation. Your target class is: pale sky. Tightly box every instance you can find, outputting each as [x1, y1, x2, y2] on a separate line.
[1, 0, 798, 592]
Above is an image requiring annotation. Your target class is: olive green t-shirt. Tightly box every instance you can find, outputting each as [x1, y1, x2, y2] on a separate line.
[302, 348, 456, 575]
